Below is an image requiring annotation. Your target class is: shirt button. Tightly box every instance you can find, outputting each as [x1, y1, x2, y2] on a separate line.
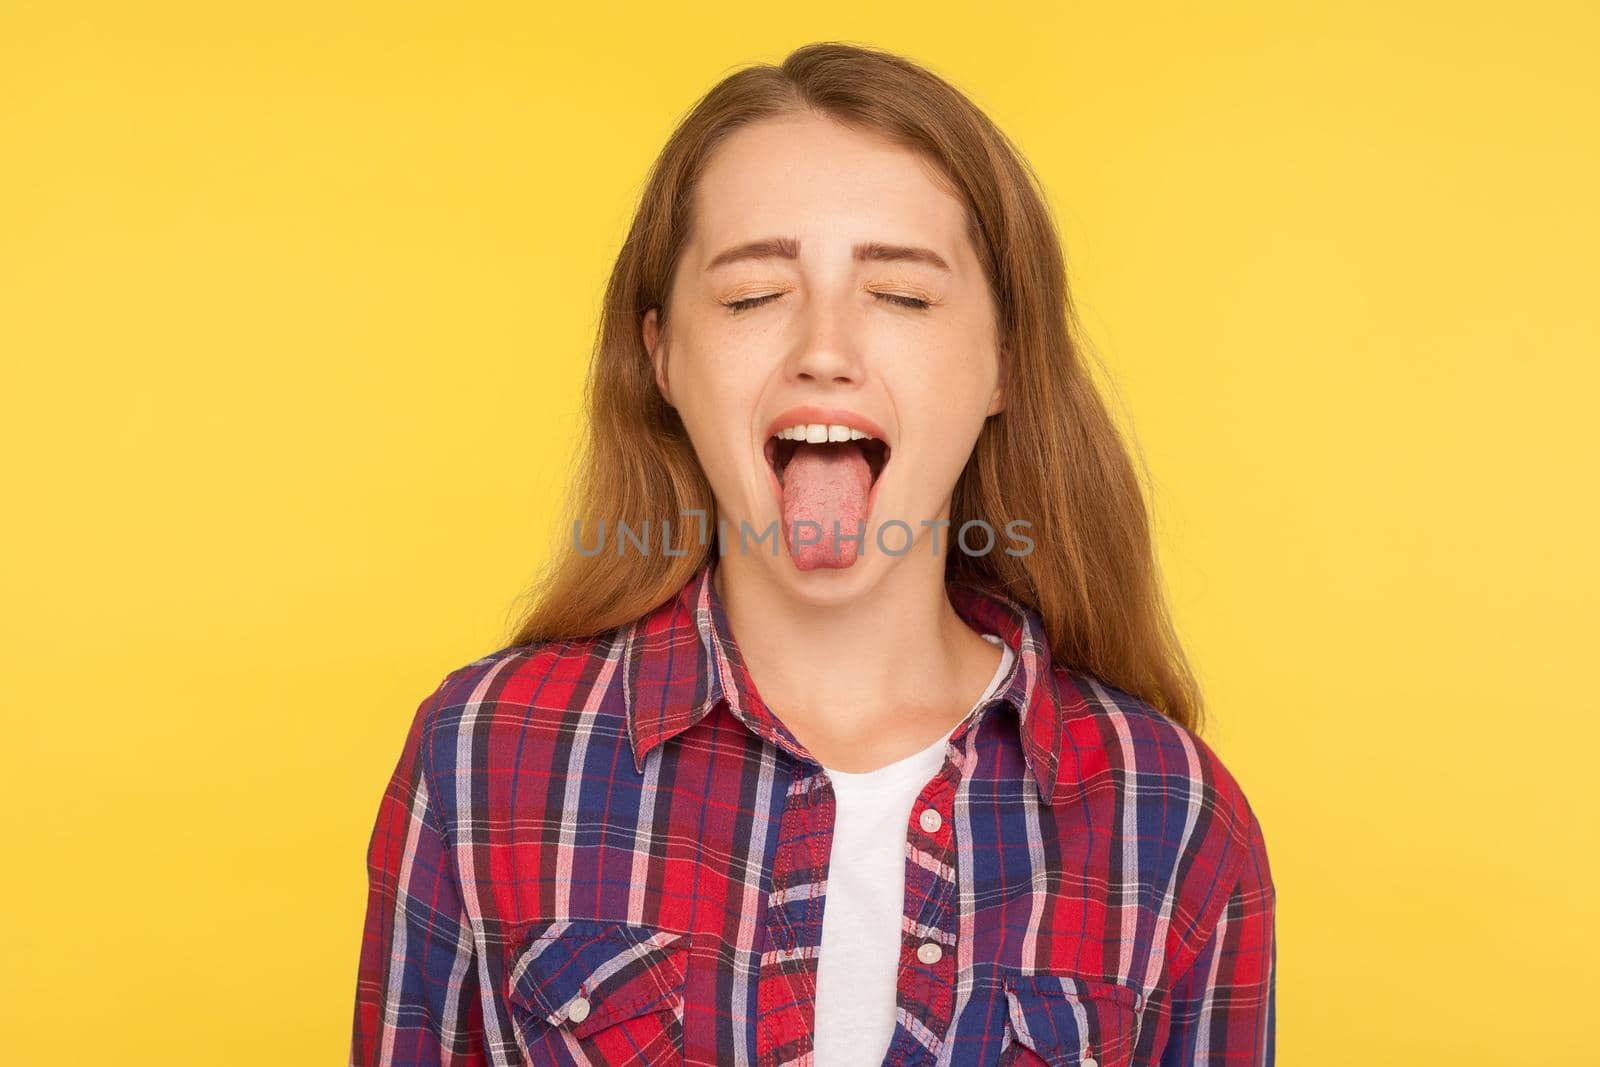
[1083, 1058, 1099, 1067]
[916, 941, 943, 965]
[565, 995, 591, 1023]
[919, 807, 942, 833]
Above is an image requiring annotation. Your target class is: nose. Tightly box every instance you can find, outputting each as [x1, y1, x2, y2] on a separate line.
[783, 294, 865, 386]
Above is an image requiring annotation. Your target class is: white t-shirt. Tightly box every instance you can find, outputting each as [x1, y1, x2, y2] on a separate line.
[812, 634, 1016, 1064]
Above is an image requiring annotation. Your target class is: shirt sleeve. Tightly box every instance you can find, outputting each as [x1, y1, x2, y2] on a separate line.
[1159, 804, 1277, 1066]
[350, 685, 487, 1067]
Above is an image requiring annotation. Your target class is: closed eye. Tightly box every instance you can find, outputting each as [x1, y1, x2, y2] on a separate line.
[723, 293, 783, 313]
[722, 292, 933, 313]
[876, 292, 932, 310]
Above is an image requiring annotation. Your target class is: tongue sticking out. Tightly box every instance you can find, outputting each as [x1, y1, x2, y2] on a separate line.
[780, 442, 872, 570]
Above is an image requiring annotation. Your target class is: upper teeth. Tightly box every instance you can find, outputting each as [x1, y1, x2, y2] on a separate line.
[774, 423, 874, 443]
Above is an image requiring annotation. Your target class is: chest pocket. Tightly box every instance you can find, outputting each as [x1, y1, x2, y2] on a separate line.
[999, 973, 1144, 1067]
[505, 918, 689, 1066]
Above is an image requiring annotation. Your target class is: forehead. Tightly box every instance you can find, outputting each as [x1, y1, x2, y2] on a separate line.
[689, 113, 971, 269]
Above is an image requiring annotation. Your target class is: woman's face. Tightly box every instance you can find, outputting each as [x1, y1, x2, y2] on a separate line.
[643, 111, 1003, 587]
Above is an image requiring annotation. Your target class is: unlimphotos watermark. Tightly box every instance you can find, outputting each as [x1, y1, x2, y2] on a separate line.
[572, 511, 1034, 558]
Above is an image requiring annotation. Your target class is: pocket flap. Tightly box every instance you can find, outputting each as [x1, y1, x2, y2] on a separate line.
[1002, 973, 1144, 1066]
[507, 918, 689, 1040]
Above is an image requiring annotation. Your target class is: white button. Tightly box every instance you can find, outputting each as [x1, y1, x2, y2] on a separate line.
[919, 807, 942, 833]
[565, 995, 591, 1023]
[1084, 1058, 1099, 1067]
[916, 941, 943, 965]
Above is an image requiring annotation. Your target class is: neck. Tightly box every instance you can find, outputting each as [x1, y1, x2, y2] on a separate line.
[711, 545, 1001, 766]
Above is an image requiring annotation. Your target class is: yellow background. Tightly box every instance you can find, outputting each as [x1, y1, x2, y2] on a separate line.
[3, 2, 1595, 1063]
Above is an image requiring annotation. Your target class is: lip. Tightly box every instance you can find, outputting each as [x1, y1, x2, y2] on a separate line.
[762, 405, 891, 446]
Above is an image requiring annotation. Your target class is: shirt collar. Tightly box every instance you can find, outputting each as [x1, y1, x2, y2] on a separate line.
[622, 558, 1085, 805]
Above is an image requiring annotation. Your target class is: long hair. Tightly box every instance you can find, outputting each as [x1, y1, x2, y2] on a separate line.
[507, 41, 1205, 733]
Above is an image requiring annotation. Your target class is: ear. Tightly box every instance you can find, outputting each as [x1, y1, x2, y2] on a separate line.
[985, 339, 1007, 416]
[986, 357, 1006, 416]
[642, 307, 672, 407]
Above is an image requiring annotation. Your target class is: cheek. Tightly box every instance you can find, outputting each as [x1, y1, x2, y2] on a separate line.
[669, 343, 728, 414]
[889, 346, 998, 487]
[665, 347, 765, 476]
[896, 340, 999, 423]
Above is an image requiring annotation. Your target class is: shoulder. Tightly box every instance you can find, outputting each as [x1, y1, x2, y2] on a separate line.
[1056, 666, 1273, 961]
[1056, 666, 1263, 843]
[1062, 667, 1263, 844]
[406, 632, 626, 790]
[419, 634, 618, 728]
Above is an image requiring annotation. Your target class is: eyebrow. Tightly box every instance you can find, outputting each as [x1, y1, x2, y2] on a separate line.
[704, 237, 951, 273]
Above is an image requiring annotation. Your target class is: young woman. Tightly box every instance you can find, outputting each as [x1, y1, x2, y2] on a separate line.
[352, 42, 1275, 1067]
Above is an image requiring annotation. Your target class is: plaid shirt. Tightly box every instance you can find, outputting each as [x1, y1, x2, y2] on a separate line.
[351, 560, 1275, 1066]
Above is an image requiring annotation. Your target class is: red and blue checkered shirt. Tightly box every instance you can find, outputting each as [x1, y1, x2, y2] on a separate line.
[351, 559, 1275, 1066]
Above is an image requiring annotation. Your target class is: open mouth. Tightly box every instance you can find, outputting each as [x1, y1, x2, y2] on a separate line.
[763, 431, 890, 489]
[761, 418, 891, 569]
